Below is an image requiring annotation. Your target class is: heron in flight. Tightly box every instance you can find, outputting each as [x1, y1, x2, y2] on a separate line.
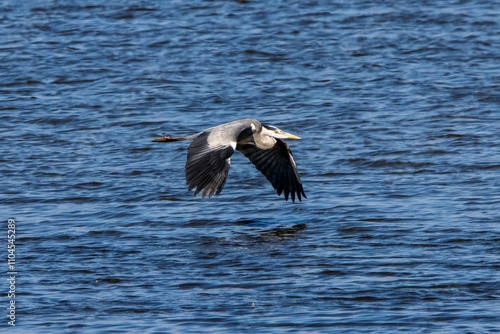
[153, 119, 306, 202]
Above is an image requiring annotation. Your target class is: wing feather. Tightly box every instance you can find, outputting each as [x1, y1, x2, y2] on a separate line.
[237, 139, 306, 203]
[185, 132, 234, 198]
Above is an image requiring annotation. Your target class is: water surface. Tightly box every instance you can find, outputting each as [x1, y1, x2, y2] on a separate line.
[1, 0, 500, 333]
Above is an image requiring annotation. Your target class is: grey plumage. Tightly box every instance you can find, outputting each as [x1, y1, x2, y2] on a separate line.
[153, 119, 306, 202]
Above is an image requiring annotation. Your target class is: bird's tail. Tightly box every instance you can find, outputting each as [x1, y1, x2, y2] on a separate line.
[152, 135, 187, 142]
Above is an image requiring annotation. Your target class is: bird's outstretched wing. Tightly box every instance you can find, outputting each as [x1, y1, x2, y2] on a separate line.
[185, 132, 235, 198]
[237, 139, 306, 202]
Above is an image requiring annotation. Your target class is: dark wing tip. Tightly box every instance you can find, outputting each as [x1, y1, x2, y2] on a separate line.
[284, 187, 306, 203]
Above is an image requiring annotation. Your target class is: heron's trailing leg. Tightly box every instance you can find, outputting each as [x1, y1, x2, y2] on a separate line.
[152, 135, 187, 142]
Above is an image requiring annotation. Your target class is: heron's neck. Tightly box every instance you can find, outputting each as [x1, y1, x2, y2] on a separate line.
[255, 128, 277, 148]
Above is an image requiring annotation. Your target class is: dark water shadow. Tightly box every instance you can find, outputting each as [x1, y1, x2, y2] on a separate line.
[233, 223, 308, 244]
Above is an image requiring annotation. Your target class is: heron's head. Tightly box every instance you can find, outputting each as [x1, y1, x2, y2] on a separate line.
[262, 124, 301, 140]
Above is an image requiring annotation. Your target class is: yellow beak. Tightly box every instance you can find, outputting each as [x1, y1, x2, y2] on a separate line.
[282, 132, 301, 140]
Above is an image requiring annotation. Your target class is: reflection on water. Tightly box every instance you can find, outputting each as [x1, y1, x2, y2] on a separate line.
[259, 224, 307, 240]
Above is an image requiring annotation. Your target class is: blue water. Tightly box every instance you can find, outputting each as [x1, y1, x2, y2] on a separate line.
[2, 1, 500, 333]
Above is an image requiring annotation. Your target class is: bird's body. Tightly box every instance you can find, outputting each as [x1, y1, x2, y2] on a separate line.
[153, 119, 305, 202]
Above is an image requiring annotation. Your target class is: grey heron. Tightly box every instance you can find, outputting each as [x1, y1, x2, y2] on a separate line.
[153, 119, 306, 202]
